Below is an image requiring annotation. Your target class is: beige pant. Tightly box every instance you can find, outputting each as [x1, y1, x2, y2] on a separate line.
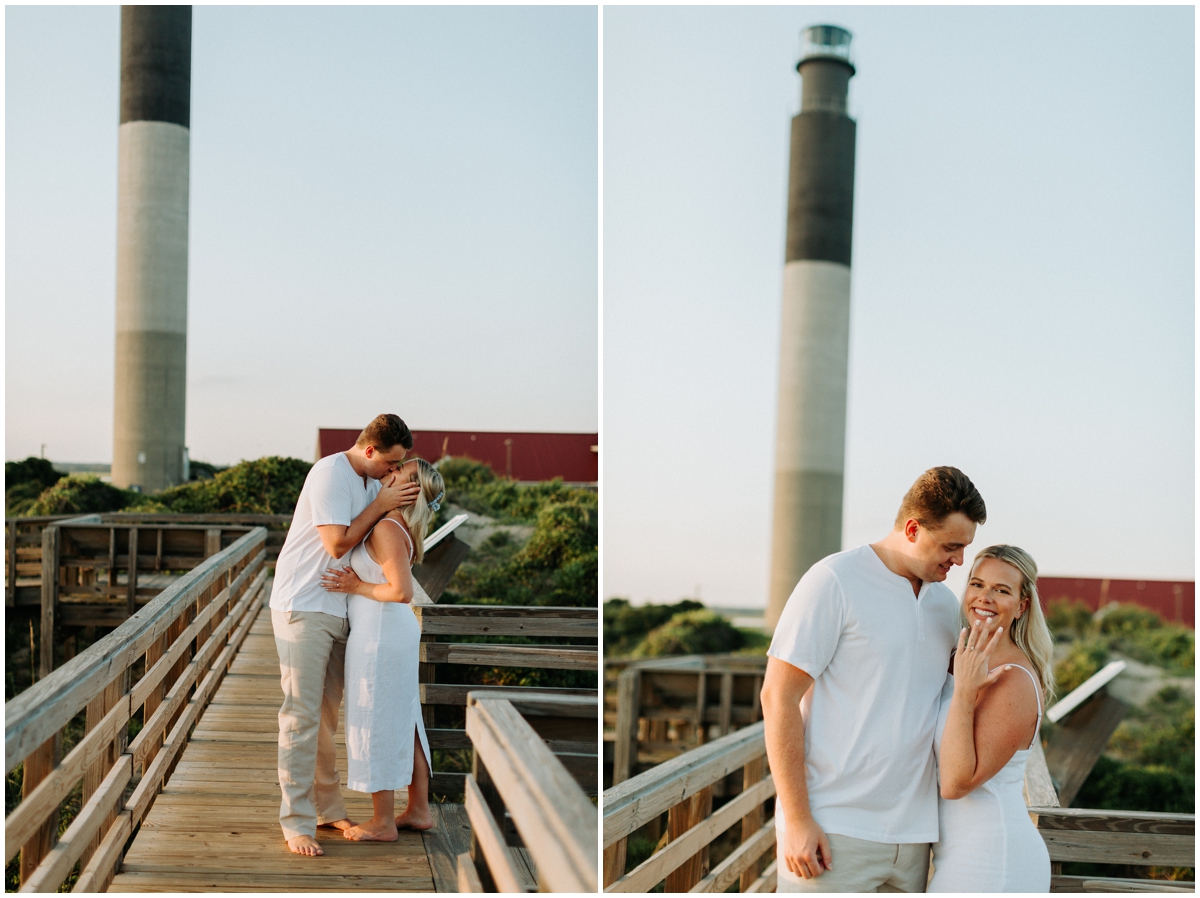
[272, 610, 349, 840]
[776, 832, 931, 893]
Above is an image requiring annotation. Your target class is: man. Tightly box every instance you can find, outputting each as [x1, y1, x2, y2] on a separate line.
[761, 466, 987, 892]
[271, 414, 421, 857]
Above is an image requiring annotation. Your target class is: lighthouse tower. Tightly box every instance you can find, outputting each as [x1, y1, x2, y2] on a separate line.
[111, 6, 192, 492]
[766, 25, 857, 629]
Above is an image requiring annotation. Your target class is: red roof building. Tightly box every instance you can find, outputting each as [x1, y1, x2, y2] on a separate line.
[316, 428, 598, 484]
[1037, 577, 1194, 628]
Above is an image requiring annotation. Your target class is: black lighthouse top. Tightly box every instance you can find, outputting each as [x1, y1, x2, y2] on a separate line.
[120, 5, 192, 128]
[797, 24, 855, 75]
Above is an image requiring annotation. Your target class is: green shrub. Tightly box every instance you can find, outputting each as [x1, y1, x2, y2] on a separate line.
[1045, 598, 1095, 639]
[1098, 603, 1164, 636]
[26, 476, 147, 516]
[1075, 754, 1194, 814]
[1119, 626, 1195, 674]
[603, 598, 704, 657]
[633, 610, 746, 658]
[5, 457, 67, 516]
[1054, 639, 1109, 695]
[149, 456, 312, 514]
[437, 456, 586, 523]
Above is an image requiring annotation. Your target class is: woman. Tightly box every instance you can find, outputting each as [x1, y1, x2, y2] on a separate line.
[928, 544, 1055, 891]
[320, 457, 445, 841]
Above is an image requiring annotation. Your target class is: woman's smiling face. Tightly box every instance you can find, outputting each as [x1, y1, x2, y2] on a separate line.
[962, 556, 1028, 634]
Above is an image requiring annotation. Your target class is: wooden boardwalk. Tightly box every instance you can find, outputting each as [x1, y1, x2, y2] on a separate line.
[109, 601, 469, 892]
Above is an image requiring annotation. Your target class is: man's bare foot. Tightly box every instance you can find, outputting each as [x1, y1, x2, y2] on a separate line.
[286, 834, 324, 856]
[344, 817, 399, 841]
[394, 807, 435, 831]
[318, 818, 354, 831]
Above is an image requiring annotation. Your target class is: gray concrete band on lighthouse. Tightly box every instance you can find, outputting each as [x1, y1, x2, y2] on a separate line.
[767, 26, 857, 629]
[112, 6, 192, 492]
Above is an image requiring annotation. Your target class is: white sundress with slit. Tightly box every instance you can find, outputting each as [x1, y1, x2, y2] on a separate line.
[928, 664, 1051, 892]
[343, 519, 431, 793]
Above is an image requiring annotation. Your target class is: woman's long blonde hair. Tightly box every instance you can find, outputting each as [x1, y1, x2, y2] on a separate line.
[398, 459, 445, 564]
[964, 545, 1056, 704]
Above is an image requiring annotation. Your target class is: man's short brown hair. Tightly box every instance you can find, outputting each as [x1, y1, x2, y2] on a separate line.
[355, 414, 413, 452]
[894, 466, 986, 529]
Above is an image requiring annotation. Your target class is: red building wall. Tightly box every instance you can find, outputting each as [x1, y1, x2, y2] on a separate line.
[1036, 577, 1194, 628]
[316, 429, 598, 484]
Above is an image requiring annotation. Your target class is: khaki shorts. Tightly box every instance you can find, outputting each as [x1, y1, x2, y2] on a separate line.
[776, 832, 931, 893]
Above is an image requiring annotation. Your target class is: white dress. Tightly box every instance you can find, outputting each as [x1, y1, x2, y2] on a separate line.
[928, 665, 1051, 892]
[343, 520, 431, 793]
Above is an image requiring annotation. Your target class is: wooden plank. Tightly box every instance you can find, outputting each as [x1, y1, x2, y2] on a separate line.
[1047, 661, 1128, 723]
[464, 774, 525, 892]
[412, 531, 470, 601]
[603, 722, 766, 846]
[18, 737, 58, 886]
[1024, 737, 1060, 810]
[1051, 875, 1196, 893]
[467, 695, 598, 892]
[457, 852, 485, 892]
[5, 535, 266, 773]
[413, 604, 597, 637]
[612, 669, 639, 787]
[21, 753, 132, 893]
[1038, 829, 1194, 867]
[423, 683, 596, 706]
[1044, 691, 1130, 807]
[72, 808, 131, 893]
[420, 642, 598, 670]
[423, 802, 471, 893]
[606, 775, 775, 893]
[39, 524, 59, 678]
[126, 527, 139, 617]
[7, 520, 18, 606]
[1030, 808, 1195, 835]
[745, 859, 778, 893]
[689, 817, 776, 893]
[740, 755, 767, 891]
[109, 871, 434, 892]
[666, 785, 712, 892]
[603, 839, 627, 890]
[5, 694, 130, 863]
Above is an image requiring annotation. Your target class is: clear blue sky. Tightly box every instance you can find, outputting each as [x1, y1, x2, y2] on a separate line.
[603, 5, 1195, 606]
[6, 5, 598, 466]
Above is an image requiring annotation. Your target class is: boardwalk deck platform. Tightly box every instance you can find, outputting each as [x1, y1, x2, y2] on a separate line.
[110, 601, 463, 893]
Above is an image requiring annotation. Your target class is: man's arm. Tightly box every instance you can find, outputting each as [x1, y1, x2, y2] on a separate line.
[316, 476, 419, 559]
[760, 656, 831, 880]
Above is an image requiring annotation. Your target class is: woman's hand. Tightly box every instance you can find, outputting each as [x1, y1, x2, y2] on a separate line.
[321, 565, 363, 596]
[952, 618, 1007, 702]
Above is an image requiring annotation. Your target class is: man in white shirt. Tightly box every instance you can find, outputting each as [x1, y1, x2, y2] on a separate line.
[271, 414, 421, 856]
[761, 466, 987, 891]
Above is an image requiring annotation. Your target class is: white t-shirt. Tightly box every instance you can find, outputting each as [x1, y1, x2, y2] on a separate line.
[768, 544, 959, 846]
[270, 453, 382, 617]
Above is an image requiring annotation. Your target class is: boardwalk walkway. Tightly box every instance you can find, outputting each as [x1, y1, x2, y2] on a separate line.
[109, 599, 467, 892]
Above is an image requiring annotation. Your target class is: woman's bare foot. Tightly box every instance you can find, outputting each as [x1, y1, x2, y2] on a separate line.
[394, 807, 434, 831]
[343, 817, 399, 841]
[318, 817, 355, 831]
[286, 834, 325, 856]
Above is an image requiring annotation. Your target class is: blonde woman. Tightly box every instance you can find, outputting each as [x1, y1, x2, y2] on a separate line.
[928, 544, 1054, 891]
[320, 458, 444, 841]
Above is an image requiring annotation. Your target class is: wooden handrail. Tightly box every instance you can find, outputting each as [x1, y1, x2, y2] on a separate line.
[6, 528, 267, 773]
[604, 721, 767, 846]
[465, 692, 598, 892]
[5, 526, 268, 892]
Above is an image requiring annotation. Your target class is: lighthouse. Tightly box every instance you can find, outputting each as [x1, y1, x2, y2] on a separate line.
[111, 6, 192, 492]
[766, 25, 857, 629]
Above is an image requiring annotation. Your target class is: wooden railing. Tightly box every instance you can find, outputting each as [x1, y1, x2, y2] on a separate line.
[415, 603, 599, 798]
[603, 721, 776, 893]
[458, 692, 598, 892]
[5, 512, 291, 609]
[606, 654, 767, 788]
[4, 527, 269, 893]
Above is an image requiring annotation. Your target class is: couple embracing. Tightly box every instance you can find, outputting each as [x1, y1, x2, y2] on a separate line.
[764, 466, 1056, 892]
[269, 414, 446, 856]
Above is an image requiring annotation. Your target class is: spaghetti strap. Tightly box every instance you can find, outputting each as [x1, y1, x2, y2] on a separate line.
[1006, 664, 1044, 750]
[376, 517, 415, 562]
